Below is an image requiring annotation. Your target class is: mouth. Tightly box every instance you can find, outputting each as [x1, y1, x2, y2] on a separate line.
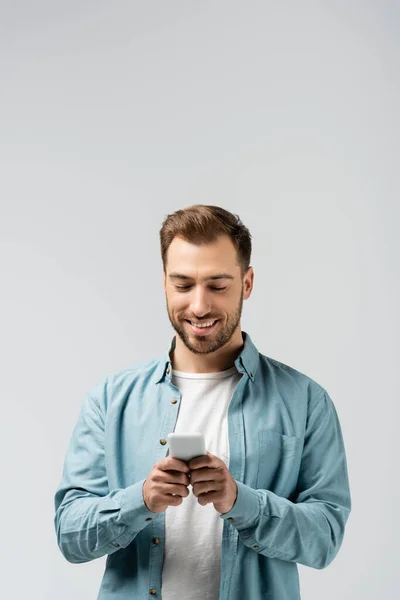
[185, 319, 220, 336]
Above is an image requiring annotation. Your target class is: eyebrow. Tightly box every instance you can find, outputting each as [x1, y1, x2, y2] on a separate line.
[168, 272, 235, 282]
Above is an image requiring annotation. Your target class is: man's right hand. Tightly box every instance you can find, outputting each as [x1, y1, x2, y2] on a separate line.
[142, 456, 191, 513]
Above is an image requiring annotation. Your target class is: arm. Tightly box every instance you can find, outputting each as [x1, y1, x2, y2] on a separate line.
[220, 389, 351, 569]
[54, 391, 155, 564]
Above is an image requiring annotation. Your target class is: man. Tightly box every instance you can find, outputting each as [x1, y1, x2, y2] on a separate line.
[54, 204, 351, 600]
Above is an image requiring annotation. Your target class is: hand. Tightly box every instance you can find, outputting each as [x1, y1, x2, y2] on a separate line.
[143, 456, 191, 513]
[188, 451, 238, 514]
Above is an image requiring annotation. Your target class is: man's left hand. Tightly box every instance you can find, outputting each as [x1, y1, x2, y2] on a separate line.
[188, 451, 238, 514]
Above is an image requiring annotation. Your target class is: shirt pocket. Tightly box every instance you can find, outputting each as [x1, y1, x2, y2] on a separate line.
[256, 429, 303, 497]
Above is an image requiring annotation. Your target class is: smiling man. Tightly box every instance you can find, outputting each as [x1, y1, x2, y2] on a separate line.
[164, 233, 252, 371]
[54, 205, 351, 600]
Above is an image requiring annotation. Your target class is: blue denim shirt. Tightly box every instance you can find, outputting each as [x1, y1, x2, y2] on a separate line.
[54, 331, 351, 599]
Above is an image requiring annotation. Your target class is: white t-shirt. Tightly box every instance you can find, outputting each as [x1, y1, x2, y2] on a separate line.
[161, 365, 242, 600]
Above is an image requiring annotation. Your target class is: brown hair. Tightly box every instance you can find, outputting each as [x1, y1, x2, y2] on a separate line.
[159, 204, 252, 276]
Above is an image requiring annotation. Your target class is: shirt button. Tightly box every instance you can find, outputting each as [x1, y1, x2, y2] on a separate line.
[166, 368, 170, 374]
[227, 517, 233, 522]
[146, 517, 152, 521]
[150, 589, 157, 596]
[113, 542, 120, 547]
[170, 398, 177, 404]
[152, 537, 160, 544]
[250, 372, 253, 377]
[160, 439, 167, 445]
[253, 545, 260, 550]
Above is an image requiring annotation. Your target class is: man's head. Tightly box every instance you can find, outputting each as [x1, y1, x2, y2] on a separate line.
[160, 205, 254, 356]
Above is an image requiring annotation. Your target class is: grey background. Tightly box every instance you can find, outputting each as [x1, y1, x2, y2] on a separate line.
[0, 1, 398, 598]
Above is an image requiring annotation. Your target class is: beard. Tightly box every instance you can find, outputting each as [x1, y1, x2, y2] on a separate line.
[166, 285, 244, 355]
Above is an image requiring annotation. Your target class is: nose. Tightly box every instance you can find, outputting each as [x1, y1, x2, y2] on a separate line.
[190, 286, 212, 318]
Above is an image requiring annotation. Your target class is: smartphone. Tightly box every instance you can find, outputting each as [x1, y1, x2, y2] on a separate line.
[167, 432, 206, 462]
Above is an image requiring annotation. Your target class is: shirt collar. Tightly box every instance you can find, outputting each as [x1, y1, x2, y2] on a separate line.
[154, 330, 259, 384]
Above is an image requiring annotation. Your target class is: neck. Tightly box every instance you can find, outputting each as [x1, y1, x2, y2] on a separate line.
[170, 329, 244, 373]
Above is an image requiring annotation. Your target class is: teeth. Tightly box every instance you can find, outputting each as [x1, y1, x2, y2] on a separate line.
[190, 320, 216, 328]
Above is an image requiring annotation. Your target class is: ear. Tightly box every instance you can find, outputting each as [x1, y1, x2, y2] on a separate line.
[243, 266, 254, 299]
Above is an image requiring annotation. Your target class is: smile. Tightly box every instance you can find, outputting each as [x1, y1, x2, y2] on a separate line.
[185, 319, 219, 335]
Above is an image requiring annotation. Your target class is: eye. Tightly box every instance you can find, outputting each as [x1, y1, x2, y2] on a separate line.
[175, 286, 227, 292]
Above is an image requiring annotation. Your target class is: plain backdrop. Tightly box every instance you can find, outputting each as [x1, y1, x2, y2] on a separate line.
[0, 1, 399, 599]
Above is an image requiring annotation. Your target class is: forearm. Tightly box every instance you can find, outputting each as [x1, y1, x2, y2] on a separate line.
[221, 480, 350, 569]
[54, 478, 155, 563]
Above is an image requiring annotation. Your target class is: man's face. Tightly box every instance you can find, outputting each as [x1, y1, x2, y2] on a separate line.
[163, 234, 253, 355]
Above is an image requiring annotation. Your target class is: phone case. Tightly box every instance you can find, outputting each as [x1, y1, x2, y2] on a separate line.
[167, 432, 206, 461]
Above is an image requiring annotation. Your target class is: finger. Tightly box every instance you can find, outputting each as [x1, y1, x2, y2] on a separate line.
[192, 480, 221, 497]
[190, 467, 220, 484]
[163, 483, 190, 497]
[158, 456, 190, 473]
[197, 491, 220, 505]
[188, 452, 215, 470]
[154, 466, 189, 484]
[163, 471, 190, 486]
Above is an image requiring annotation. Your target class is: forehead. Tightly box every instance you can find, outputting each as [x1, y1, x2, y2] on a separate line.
[166, 235, 240, 277]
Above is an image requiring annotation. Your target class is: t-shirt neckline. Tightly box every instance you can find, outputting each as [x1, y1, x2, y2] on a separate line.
[171, 365, 238, 380]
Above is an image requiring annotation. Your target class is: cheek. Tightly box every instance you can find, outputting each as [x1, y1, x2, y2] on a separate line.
[169, 296, 187, 314]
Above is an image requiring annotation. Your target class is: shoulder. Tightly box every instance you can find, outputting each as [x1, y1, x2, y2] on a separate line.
[257, 352, 326, 406]
[86, 355, 163, 412]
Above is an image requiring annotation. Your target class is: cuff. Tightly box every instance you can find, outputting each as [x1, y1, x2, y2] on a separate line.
[118, 478, 157, 529]
[219, 480, 260, 529]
